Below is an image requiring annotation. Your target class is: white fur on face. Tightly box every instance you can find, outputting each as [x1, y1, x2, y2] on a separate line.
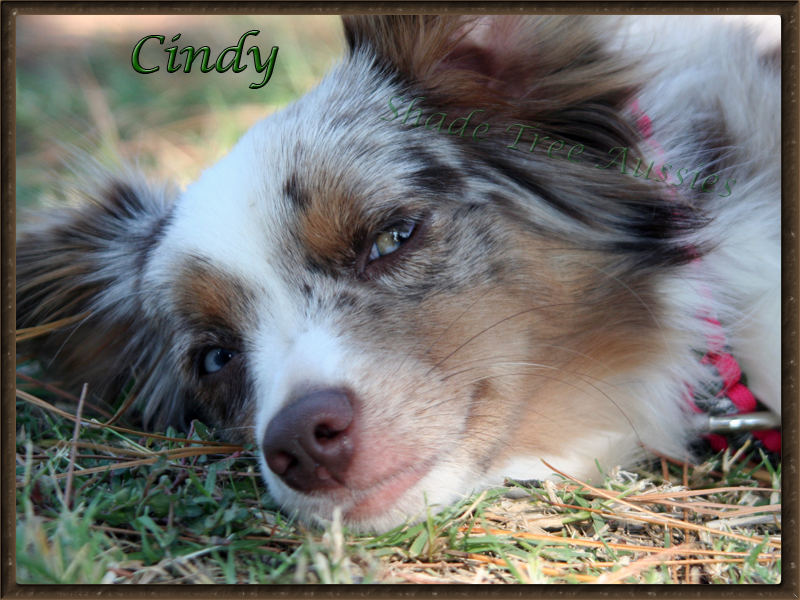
[142, 68, 486, 529]
[135, 15, 780, 532]
[13, 13, 779, 536]
[253, 324, 349, 443]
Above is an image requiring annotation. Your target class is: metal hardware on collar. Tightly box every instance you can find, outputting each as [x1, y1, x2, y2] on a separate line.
[694, 411, 781, 434]
[630, 98, 780, 457]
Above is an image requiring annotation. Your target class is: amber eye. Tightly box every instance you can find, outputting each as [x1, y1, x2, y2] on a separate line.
[368, 221, 415, 261]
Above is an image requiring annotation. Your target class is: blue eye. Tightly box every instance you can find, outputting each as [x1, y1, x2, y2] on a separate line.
[369, 221, 415, 261]
[201, 348, 236, 375]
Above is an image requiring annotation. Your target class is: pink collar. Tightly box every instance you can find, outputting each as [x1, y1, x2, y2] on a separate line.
[629, 100, 781, 458]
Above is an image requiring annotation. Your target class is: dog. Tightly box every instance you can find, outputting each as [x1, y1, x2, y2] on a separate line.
[17, 15, 780, 532]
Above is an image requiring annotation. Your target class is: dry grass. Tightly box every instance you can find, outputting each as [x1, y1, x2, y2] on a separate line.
[15, 14, 782, 585]
[17, 329, 781, 584]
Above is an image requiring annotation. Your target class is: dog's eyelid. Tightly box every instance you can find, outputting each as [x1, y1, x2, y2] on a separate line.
[360, 212, 427, 272]
[351, 213, 430, 282]
[369, 220, 415, 260]
[197, 346, 240, 376]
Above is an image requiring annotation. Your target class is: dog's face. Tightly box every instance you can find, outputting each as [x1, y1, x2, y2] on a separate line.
[18, 16, 705, 531]
[149, 83, 618, 530]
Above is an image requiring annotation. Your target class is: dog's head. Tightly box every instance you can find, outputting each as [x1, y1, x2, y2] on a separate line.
[17, 16, 702, 531]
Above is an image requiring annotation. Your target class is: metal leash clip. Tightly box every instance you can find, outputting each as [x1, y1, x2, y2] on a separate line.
[694, 411, 781, 434]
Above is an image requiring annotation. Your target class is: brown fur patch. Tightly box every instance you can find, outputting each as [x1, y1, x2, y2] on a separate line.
[170, 259, 260, 441]
[297, 190, 366, 269]
[344, 15, 645, 153]
[385, 220, 668, 479]
[174, 258, 258, 337]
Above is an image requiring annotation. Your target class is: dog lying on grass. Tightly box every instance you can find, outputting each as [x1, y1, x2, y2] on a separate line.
[17, 15, 780, 532]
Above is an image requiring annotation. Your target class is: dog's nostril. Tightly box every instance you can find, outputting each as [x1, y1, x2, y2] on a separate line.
[262, 388, 356, 492]
[314, 424, 338, 440]
[266, 451, 295, 476]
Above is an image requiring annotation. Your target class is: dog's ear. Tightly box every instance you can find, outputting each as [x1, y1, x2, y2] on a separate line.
[344, 16, 705, 269]
[343, 16, 639, 145]
[16, 171, 191, 431]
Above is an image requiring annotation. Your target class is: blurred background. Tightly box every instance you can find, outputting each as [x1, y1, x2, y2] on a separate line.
[16, 15, 343, 215]
[15, 15, 779, 218]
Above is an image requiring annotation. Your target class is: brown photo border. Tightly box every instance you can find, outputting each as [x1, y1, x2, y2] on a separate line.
[2, 2, 797, 597]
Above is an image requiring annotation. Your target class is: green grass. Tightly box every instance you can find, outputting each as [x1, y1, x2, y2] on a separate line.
[15, 14, 782, 585]
[16, 14, 341, 214]
[16, 373, 781, 584]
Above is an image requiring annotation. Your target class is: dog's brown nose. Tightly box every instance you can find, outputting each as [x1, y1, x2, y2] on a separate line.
[262, 389, 355, 492]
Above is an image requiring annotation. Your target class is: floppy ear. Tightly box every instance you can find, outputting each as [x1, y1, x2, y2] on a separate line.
[16, 171, 192, 431]
[343, 15, 640, 151]
[343, 16, 706, 269]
